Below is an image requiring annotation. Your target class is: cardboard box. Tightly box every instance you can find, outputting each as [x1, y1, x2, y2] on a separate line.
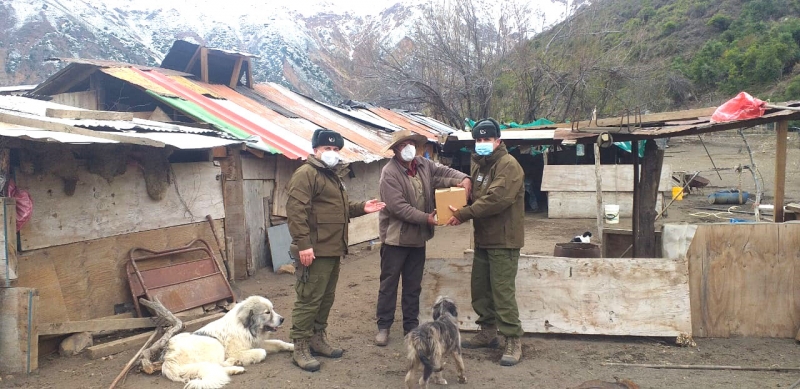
[434, 187, 467, 226]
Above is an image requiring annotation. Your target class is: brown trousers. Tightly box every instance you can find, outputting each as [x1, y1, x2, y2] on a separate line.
[376, 244, 426, 334]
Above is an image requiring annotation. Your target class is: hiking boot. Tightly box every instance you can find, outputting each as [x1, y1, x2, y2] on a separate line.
[461, 325, 499, 349]
[292, 338, 321, 372]
[375, 329, 389, 347]
[500, 336, 522, 366]
[310, 330, 343, 358]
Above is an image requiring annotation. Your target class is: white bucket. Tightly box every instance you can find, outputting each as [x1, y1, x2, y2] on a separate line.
[604, 204, 620, 224]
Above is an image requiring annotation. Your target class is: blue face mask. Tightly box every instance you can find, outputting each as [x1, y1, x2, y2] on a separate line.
[475, 142, 494, 156]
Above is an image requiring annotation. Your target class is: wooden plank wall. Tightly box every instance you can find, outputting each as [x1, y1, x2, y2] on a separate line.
[548, 192, 663, 218]
[541, 164, 672, 192]
[687, 223, 800, 338]
[243, 180, 275, 270]
[50, 91, 98, 110]
[348, 212, 379, 245]
[272, 158, 303, 218]
[420, 251, 691, 337]
[17, 162, 224, 251]
[14, 220, 225, 324]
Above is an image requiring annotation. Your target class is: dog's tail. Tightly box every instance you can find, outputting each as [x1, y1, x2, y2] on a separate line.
[417, 342, 445, 373]
[162, 360, 231, 389]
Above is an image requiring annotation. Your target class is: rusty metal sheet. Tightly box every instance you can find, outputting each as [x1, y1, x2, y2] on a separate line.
[201, 83, 382, 163]
[254, 83, 393, 156]
[367, 106, 439, 140]
[127, 239, 235, 316]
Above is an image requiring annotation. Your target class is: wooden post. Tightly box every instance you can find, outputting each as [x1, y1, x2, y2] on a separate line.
[200, 47, 209, 83]
[594, 143, 603, 247]
[221, 148, 249, 280]
[631, 141, 640, 257]
[245, 58, 254, 89]
[774, 120, 788, 222]
[183, 46, 201, 73]
[0, 288, 38, 374]
[633, 140, 664, 258]
[229, 57, 244, 89]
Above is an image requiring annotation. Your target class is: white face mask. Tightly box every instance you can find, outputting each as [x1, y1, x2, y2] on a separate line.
[320, 150, 340, 167]
[400, 144, 416, 162]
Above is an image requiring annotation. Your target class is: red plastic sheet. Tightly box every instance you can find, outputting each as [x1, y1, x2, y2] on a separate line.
[7, 180, 33, 231]
[710, 92, 766, 123]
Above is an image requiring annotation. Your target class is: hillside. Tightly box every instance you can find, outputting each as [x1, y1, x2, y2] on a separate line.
[0, 0, 434, 103]
[489, 0, 800, 123]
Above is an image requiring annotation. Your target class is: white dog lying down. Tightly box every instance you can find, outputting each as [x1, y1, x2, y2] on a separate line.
[161, 295, 294, 389]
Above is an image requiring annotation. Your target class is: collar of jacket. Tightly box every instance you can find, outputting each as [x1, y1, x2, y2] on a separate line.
[471, 142, 509, 167]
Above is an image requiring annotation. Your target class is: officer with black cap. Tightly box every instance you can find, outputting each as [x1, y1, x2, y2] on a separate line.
[286, 128, 385, 371]
[445, 118, 525, 366]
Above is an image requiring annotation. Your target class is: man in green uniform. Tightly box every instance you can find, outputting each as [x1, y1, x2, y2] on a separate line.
[286, 128, 385, 372]
[446, 118, 525, 366]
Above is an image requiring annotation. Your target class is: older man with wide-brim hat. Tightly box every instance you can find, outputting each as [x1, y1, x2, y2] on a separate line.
[374, 129, 471, 346]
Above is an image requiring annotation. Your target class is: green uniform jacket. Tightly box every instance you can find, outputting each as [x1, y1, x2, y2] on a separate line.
[453, 143, 525, 249]
[286, 155, 367, 257]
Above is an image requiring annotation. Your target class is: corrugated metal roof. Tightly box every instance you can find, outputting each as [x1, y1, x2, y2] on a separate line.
[393, 111, 456, 135]
[122, 69, 304, 158]
[49, 57, 192, 76]
[0, 85, 37, 94]
[0, 119, 240, 149]
[553, 103, 800, 143]
[0, 95, 226, 137]
[253, 83, 393, 155]
[365, 107, 439, 140]
[201, 84, 382, 163]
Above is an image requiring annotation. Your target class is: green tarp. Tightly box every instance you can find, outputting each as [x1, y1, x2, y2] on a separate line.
[146, 91, 281, 154]
[465, 118, 555, 129]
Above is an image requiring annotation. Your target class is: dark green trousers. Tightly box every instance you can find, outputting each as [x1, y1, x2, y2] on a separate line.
[290, 256, 340, 340]
[471, 248, 523, 338]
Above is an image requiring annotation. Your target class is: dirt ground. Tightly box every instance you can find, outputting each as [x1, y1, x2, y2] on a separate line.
[5, 131, 800, 389]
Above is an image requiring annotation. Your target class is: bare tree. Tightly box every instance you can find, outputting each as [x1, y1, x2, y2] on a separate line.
[362, 0, 528, 127]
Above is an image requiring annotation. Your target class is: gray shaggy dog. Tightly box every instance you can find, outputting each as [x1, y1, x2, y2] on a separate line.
[404, 296, 467, 389]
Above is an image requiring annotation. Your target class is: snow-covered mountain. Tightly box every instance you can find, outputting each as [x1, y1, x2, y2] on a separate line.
[0, 0, 570, 103]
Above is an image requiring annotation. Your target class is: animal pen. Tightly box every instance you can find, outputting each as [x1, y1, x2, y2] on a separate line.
[425, 102, 800, 343]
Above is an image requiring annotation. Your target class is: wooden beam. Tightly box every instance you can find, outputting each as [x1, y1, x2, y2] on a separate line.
[86, 313, 224, 359]
[200, 47, 209, 83]
[229, 57, 244, 89]
[594, 143, 603, 245]
[45, 108, 134, 121]
[183, 46, 202, 73]
[0, 113, 165, 148]
[633, 140, 664, 258]
[774, 120, 788, 222]
[631, 141, 640, 257]
[245, 58, 253, 89]
[544, 107, 719, 129]
[221, 149, 249, 280]
[0, 288, 38, 374]
[40, 318, 157, 336]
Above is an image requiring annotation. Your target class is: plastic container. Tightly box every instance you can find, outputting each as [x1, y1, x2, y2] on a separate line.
[672, 187, 684, 201]
[604, 204, 620, 224]
[707, 190, 749, 205]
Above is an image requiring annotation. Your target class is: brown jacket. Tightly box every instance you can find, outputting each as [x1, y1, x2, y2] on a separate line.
[454, 143, 525, 249]
[379, 156, 468, 247]
[286, 155, 367, 257]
